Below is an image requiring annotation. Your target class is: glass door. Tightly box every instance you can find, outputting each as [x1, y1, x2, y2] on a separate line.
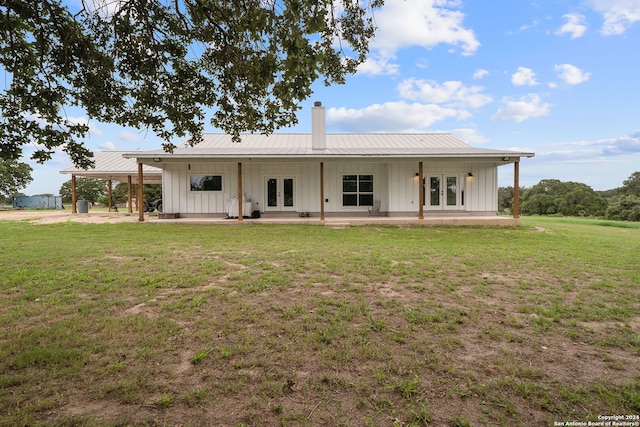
[426, 175, 460, 210]
[265, 177, 295, 211]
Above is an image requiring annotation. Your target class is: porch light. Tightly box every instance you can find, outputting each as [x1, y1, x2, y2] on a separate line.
[153, 157, 161, 162]
[468, 172, 473, 177]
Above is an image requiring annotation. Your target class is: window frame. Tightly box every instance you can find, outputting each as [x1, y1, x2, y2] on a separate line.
[342, 174, 374, 207]
[189, 174, 223, 192]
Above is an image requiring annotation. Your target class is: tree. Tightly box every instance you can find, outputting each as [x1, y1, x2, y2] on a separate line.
[520, 179, 608, 217]
[1, 0, 381, 169]
[104, 182, 161, 206]
[605, 194, 640, 222]
[621, 171, 640, 196]
[0, 158, 33, 200]
[498, 186, 526, 214]
[59, 177, 107, 205]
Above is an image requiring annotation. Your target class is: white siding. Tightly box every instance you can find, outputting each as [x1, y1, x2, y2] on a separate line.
[161, 160, 501, 215]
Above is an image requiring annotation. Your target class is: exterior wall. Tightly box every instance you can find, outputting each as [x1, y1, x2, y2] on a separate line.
[160, 160, 500, 216]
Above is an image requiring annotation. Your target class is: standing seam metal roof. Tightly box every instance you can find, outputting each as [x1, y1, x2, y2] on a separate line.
[122, 133, 534, 159]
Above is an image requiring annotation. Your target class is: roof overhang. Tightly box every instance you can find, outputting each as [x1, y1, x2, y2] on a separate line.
[60, 151, 163, 184]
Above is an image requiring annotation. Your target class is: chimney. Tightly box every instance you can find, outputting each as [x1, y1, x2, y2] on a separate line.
[311, 101, 326, 150]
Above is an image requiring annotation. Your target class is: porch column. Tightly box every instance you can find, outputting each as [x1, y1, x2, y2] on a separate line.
[127, 175, 133, 213]
[513, 161, 520, 219]
[418, 161, 424, 219]
[237, 162, 243, 222]
[320, 162, 325, 221]
[107, 179, 113, 212]
[71, 174, 77, 213]
[138, 162, 144, 222]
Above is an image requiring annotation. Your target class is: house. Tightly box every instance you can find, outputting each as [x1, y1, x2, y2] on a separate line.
[117, 102, 534, 223]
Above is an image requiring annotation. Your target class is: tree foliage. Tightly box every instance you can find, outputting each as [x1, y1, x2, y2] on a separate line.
[605, 194, 640, 221]
[621, 171, 640, 197]
[520, 179, 608, 217]
[59, 177, 106, 204]
[107, 182, 161, 206]
[1, 0, 381, 168]
[0, 158, 33, 198]
[604, 171, 640, 221]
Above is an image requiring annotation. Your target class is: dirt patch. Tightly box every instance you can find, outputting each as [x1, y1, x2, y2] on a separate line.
[0, 210, 147, 224]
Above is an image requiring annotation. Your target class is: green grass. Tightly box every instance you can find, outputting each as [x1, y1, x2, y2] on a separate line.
[0, 217, 638, 425]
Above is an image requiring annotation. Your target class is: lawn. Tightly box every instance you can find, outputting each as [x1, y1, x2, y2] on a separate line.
[0, 217, 638, 426]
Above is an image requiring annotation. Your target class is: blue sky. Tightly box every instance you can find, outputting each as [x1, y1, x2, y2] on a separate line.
[21, 0, 640, 195]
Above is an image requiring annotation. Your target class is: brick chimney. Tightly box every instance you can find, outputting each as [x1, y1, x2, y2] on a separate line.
[311, 101, 326, 150]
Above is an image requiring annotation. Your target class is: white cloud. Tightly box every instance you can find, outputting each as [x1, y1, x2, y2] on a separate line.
[98, 141, 117, 151]
[20, 113, 103, 137]
[556, 13, 588, 39]
[397, 79, 493, 109]
[588, 0, 640, 35]
[363, 0, 479, 75]
[554, 64, 592, 85]
[357, 54, 400, 76]
[473, 69, 489, 80]
[519, 19, 541, 32]
[511, 67, 539, 86]
[67, 116, 104, 137]
[449, 128, 489, 145]
[542, 132, 640, 158]
[327, 102, 459, 132]
[492, 94, 551, 122]
[118, 130, 145, 142]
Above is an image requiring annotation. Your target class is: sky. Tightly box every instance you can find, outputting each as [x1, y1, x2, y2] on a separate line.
[18, 0, 640, 195]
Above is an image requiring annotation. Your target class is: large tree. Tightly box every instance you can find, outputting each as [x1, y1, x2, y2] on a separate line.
[0, 0, 381, 168]
[0, 158, 33, 200]
[59, 177, 106, 205]
[621, 171, 640, 196]
[520, 179, 608, 217]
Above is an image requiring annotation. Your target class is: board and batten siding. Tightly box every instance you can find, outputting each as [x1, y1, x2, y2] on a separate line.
[161, 160, 500, 215]
[162, 163, 231, 215]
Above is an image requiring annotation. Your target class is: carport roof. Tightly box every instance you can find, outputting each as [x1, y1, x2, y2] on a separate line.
[60, 151, 162, 184]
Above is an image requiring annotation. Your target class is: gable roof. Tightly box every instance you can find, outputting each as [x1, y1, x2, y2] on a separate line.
[122, 133, 534, 161]
[60, 151, 162, 183]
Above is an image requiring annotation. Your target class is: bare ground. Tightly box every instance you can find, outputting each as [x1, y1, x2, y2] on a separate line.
[0, 209, 144, 224]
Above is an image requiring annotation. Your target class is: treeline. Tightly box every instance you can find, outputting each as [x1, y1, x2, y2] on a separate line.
[58, 178, 162, 207]
[499, 171, 640, 221]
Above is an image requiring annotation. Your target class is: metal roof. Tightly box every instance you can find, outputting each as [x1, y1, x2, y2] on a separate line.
[60, 151, 162, 183]
[122, 133, 535, 160]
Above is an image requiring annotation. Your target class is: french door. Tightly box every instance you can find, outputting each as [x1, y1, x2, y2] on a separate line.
[265, 177, 296, 211]
[426, 175, 463, 210]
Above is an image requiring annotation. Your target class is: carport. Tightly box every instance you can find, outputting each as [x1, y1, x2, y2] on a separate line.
[60, 151, 161, 220]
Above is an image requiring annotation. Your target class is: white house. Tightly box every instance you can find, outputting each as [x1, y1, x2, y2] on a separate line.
[119, 102, 534, 222]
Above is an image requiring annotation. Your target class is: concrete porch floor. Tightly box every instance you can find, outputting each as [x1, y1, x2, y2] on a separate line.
[151, 214, 519, 227]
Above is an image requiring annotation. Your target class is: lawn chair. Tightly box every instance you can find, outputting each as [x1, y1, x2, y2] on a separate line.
[368, 199, 382, 217]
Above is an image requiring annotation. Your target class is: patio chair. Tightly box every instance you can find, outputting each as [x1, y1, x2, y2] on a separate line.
[368, 199, 382, 217]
